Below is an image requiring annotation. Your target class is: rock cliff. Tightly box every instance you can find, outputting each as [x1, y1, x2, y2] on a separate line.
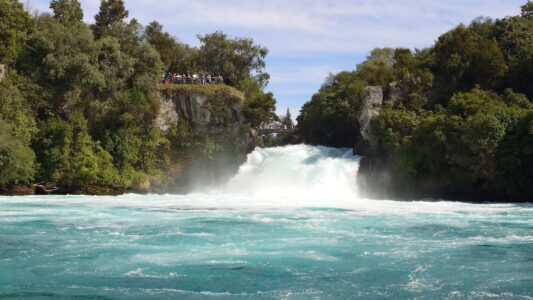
[156, 85, 253, 145]
[354, 86, 383, 155]
[154, 85, 254, 193]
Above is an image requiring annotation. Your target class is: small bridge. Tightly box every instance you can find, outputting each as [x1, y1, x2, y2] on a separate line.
[258, 128, 296, 135]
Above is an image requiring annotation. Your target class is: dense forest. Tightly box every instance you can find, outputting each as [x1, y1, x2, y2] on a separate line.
[0, 0, 277, 193]
[297, 3, 533, 200]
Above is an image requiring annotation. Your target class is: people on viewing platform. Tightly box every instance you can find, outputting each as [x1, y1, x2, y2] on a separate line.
[163, 72, 224, 85]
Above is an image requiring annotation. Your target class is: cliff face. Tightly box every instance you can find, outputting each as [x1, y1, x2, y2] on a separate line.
[354, 86, 383, 156]
[156, 85, 252, 145]
[154, 85, 254, 193]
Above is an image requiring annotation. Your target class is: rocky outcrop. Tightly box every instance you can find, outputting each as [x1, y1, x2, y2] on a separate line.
[387, 81, 401, 107]
[358, 86, 383, 140]
[154, 85, 254, 193]
[354, 86, 383, 156]
[156, 85, 246, 139]
[0, 64, 5, 81]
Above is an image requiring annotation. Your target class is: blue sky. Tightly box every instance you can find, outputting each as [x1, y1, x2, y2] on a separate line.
[28, 0, 524, 116]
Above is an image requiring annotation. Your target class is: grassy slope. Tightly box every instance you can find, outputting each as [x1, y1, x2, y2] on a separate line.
[160, 84, 245, 103]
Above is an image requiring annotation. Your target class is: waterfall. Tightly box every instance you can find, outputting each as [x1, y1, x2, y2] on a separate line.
[222, 145, 360, 200]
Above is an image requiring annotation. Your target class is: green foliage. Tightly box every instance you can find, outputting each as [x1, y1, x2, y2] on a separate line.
[0, 120, 36, 187]
[280, 108, 294, 129]
[242, 91, 277, 128]
[502, 88, 531, 108]
[0, 76, 36, 188]
[370, 108, 419, 156]
[143, 21, 200, 73]
[167, 119, 194, 149]
[18, 16, 103, 116]
[0, 0, 268, 193]
[0, 0, 34, 63]
[34, 114, 120, 188]
[144, 21, 178, 68]
[50, 0, 83, 23]
[522, 1, 533, 18]
[493, 15, 533, 99]
[356, 48, 395, 89]
[372, 88, 531, 197]
[431, 25, 507, 104]
[447, 87, 506, 117]
[297, 2, 533, 199]
[199, 136, 220, 160]
[93, 0, 129, 38]
[297, 71, 364, 147]
[197, 31, 269, 87]
[496, 111, 533, 197]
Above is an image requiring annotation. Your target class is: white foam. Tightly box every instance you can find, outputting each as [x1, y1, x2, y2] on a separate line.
[1, 145, 532, 216]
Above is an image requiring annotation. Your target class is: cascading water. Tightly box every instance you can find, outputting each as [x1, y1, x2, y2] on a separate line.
[223, 145, 360, 200]
[1, 145, 532, 299]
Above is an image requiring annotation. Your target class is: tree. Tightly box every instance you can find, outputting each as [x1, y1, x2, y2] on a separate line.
[50, 0, 83, 23]
[0, 120, 36, 188]
[297, 71, 364, 147]
[144, 21, 178, 68]
[496, 111, 533, 197]
[0, 75, 37, 189]
[242, 92, 277, 128]
[197, 31, 269, 87]
[17, 15, 103, 117]
[0, 0, 34, 64]
[355, 48, 396, 89]
[431, 25, 507, 105]
[33, 114, 119, 188]
[281, 108, 294, 129]
[522, 1, 533, 18]
[93, 0, 129, 38]
[493, 15, 533, 99]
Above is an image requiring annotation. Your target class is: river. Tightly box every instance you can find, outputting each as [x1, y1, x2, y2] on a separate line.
[1, 145, 532, 299]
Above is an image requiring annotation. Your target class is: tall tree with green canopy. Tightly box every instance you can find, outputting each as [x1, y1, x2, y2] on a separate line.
[197, 31, 269, 87]
[431, 25, 507, 105]
[522, 1, 533, 18]
[143, 21, 199, 73]
[355, 48, 396, 89]
[0, 0, 34, 64]
[297, 71, 365, 147]
[93, 0, 129, 38]
[493, 13, 533, 99]
[144, 21, 178, 68]
[242, 92, 277, 129]
[50, 0, 83, 24]
[17, 15, 103, 117]
[281, 108, 294, 129]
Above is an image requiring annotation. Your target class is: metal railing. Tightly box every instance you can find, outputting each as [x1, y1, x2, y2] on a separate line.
[163, 74, 223, 85]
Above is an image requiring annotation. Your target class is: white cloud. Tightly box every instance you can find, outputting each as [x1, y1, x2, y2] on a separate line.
[29, 0, 523, 53]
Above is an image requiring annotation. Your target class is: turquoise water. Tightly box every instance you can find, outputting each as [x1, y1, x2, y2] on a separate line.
[1, 145, 532, 299]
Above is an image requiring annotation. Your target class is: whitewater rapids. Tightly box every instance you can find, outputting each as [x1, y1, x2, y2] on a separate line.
[1, 145, 532, 299]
